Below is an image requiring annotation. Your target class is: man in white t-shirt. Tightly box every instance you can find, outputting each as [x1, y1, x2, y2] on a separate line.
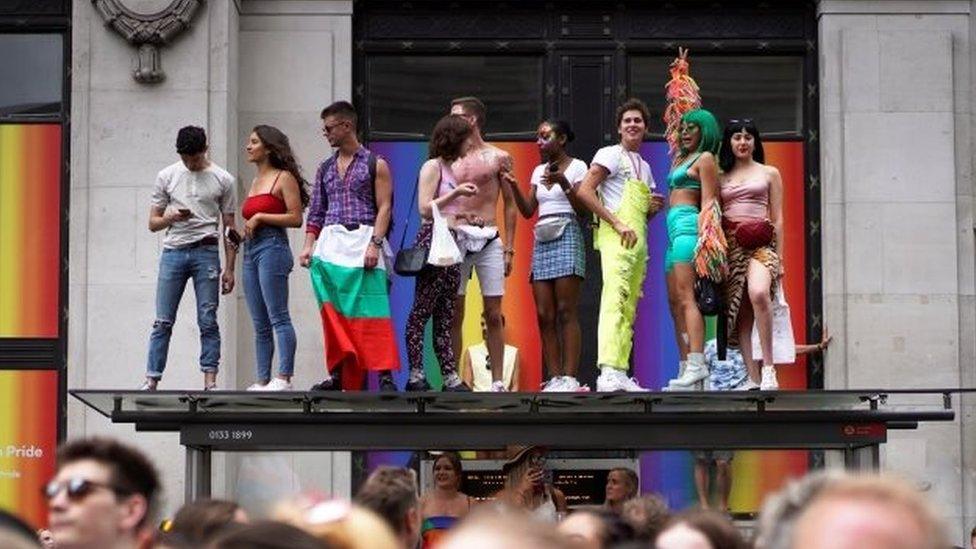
[141, 126, 238, 391]
[577, 99, 664, 392]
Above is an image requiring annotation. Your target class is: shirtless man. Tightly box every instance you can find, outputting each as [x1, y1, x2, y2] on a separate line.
[447, 97, 518, 392]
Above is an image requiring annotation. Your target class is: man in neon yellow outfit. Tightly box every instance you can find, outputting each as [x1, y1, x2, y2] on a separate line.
[577, 98, 664, 391]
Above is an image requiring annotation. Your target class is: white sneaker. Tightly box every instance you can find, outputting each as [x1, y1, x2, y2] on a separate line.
[733, 378, 760, 391]
[760, 366, 779, 391]
[563, 376, 588, 392]
[596, 368, 648, 392]
[247, 378, 293, 392]
[542, 377, 567, 392]
[139, 379, 158, 391]
[490, 380, 508, 392]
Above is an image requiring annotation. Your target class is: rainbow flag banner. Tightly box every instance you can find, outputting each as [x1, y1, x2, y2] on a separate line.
[0, 124, 62, 338]
[309, 224, 401, 390]
[0, 370, 58, 528]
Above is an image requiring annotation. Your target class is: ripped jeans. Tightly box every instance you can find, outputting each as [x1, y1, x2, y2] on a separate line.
[146, 244, 221, 379]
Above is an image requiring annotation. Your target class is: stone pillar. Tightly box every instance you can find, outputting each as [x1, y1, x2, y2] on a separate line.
[70, 0, 241, 516]
[818, 0, 974, 541]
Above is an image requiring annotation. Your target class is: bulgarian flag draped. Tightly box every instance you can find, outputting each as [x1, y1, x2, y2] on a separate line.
[309, 224, 400, 390]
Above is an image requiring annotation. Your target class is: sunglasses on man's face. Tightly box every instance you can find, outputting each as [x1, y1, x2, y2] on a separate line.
[43, 477, 124, 502]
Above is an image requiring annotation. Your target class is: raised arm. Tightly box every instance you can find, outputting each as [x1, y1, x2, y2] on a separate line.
[696, 152, 720, 211]
[502, 170, 538, 219]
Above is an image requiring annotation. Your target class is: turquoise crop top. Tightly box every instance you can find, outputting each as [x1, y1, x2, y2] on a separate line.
[667, 153, 702, 191]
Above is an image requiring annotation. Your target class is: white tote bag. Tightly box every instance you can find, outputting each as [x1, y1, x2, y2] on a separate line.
[751, 285, 796, 364]
[427, 202, 463, 267]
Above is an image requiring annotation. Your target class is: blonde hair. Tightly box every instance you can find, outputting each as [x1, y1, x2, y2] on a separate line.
[273, 497, 399, 549]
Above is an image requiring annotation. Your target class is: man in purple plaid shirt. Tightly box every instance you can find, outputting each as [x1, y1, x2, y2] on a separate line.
[299, 101, 398, 391]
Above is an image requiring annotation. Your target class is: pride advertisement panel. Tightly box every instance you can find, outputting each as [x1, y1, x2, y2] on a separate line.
[0, 370, 59, 528]
[0, 124, 62, 338]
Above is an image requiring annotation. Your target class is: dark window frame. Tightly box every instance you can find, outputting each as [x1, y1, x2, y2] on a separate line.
[365, 53, 547, 141]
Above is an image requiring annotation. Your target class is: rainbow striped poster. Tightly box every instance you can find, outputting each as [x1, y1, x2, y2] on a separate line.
[0, 124, 62, 338]
[0, 370, 59, 528]
[369, 139, 809, 511]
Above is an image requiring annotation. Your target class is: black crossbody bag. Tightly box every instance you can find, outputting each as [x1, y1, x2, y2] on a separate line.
[393, 171, 434, 276]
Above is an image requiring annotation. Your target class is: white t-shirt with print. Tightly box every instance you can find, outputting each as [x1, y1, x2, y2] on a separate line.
[151, 161, 237, 249]
[530, 158, 588, 217]
[590, 144, 654, 213]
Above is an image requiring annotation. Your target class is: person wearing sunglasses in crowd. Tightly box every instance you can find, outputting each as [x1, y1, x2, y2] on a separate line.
[718, 119, 785, 390]
[502, 120, 588, 392]
[45, 437, 160, 549]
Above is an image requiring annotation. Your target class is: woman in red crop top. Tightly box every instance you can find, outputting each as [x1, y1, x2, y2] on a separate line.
[718, 120, 784, 390]
[241, 125, 308, 391]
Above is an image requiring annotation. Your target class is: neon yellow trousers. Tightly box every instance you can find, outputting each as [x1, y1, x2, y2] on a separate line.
[595, 179, 651, 370]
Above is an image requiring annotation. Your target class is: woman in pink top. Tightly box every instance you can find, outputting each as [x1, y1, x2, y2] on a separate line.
[404, 114, 479, 391]
[718, 120, 784, 390]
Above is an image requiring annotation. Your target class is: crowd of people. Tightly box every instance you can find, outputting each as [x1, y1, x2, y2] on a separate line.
[138, 89, 804, 394]
[2, 436, 971, 548]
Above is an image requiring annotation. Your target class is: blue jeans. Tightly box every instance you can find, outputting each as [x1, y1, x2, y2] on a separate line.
[146, 244, 221, 379]
[243, 226, 296, 381]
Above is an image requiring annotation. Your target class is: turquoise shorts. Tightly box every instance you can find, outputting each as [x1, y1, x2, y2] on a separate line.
[665, 204, 699, 273]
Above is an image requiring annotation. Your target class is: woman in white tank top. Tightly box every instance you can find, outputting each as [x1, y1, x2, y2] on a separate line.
[501, 120, 589, 392]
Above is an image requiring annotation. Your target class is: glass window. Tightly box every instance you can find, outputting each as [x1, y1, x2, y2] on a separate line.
[0, 34, 63, 118]
[629, 56, 803, 137]
[367, 55, 543, 139]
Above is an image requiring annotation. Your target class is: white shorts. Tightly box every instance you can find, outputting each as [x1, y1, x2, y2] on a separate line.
[457, 237, 505, 297]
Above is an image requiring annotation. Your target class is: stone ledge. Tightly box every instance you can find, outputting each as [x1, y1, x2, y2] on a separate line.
[819, 0, 970, 16]
[240, 0, 352, 16]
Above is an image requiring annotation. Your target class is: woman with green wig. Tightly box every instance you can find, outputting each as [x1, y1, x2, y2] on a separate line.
[663, 108, 722, 389]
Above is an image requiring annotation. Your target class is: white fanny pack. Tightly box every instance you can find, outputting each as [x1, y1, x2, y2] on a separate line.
[533, 216, 572, 243]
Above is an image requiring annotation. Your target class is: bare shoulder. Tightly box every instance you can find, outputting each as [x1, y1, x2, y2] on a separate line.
[764, 163, 782, 180]
[491, 146, 513, 170]
[277, 170, 299, 186]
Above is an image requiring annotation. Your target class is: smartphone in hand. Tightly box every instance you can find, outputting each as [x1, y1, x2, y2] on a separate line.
[224, 226, 242, 246]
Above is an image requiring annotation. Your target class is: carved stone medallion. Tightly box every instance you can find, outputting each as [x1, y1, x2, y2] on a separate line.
[91, 0, 204, 83]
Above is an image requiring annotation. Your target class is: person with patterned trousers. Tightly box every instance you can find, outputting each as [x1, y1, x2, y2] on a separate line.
[299, 101, 400, 391]
[403, 114, 479, 391]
